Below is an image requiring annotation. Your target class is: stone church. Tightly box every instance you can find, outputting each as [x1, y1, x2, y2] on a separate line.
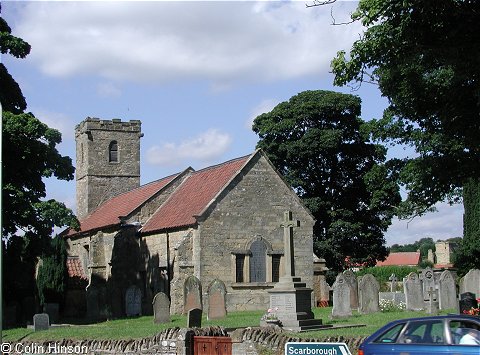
[63, 117, 315, 319]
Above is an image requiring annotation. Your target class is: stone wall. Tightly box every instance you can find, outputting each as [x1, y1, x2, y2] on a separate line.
[7, 327, 365, 355]
[141, 229, 195, 315]
[7, 327, 227, 355]
[231, 327, 367, 355]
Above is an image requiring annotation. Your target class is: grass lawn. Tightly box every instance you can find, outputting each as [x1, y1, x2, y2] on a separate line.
[2, 307, 454, 342]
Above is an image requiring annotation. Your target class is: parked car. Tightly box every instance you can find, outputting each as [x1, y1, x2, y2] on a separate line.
[358, 314, 480, 355]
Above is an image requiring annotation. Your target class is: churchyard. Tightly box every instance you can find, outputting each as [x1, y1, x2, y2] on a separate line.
[3, 268, 478, 354]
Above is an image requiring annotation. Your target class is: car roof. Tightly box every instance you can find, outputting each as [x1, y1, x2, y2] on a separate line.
[366, 315, 480, 341]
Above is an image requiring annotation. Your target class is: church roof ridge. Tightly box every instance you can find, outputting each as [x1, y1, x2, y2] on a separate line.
[140, 152, 252, 234]
[65, 172, 181, 237]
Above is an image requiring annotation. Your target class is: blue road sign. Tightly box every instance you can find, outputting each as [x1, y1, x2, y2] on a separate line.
[285, 342, 352, 355]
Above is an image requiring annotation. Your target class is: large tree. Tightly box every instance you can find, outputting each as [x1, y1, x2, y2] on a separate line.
[1, 7, 78, 240]
[1, 6, 78, 313]
[330, 0, 480, 270]
[253, 90, 400, 271]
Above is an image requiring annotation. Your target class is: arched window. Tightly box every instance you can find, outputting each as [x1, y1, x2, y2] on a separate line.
[109, 141, 118, 162]
[249, 239, 266, 282]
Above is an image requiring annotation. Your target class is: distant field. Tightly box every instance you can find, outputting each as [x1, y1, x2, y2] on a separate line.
[2, 307, 454, 342]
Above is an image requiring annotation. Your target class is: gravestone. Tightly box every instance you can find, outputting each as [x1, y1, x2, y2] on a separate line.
[125, 285, 142, 317]
[389, 274, 398, 292]
[33, 313, 50, 331]
[152, 292, 170, 324]
[425, 287, 439, 314]
[207, 279, 227, 320]
[183, 275, 203, 314]
[343, 269, 358, 310]
[459, 292, 478, 314]
[420, 267, 436, 300]
[438, 270, 457, 310]
[404, 272, 424, 311]
[358, 274, 380, 314]
[331, 273, 352, 318]
[187, 308, 202, 328]
[319, 279, 331, 306]
[268, 211, 324, 331]
[459, 269, 480, 298]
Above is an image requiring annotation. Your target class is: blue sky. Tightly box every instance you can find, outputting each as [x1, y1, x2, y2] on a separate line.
[2, 0, 463, 245]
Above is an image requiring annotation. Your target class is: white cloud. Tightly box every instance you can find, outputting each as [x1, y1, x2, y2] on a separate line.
[31, 108, 76, 142]
[146, 128, 232, 167]
[97, 81, 122, 98]
[14, 1, 361, 85]
[385, 202, 464, 246]
[246, 98, 279, 129]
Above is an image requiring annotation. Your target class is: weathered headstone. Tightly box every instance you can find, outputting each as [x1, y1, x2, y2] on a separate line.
[331, 273, 352, 318]
[207, 279, 227, 320]
[420, 267, 436, 300]
[389, 274, 398, 292]
[125, 285, 142, 317]
[404, 272, 424, 311]
[183, 275, 203, 314]
[459, 269, 480, 298]
[33, 313, 50, 331]
[459, 292, 478, 314]
[319, 279, 331, 306]
[187, 308, 202, 328]
[358, 274, 380, 314]
[343, 269, 358, 310]
[438, 270, 457, 310]
[425, 287, 439, 314]
[152, 292, 170, 324]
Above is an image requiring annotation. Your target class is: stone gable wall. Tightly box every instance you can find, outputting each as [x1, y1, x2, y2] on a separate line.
[199, 154, 314, 312]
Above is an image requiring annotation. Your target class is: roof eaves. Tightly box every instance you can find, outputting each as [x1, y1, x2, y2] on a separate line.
[140, 222, 197, 236]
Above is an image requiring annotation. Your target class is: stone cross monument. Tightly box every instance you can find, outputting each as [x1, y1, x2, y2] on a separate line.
[281, 211, 298, 278]
[267, 211, 325, 331]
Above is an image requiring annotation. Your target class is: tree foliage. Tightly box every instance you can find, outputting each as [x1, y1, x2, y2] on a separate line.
[253, 90, 400, 271]
[1, 7, 78, 316]
[2, 111, 78, 238]
[36, 236, 68, 306]
[331, 0, 480, 218]
[454, 178, 480, 274]
[390, 237, 435, 260]
[0, 6, 30, 113]
[1, 9, 78, 239]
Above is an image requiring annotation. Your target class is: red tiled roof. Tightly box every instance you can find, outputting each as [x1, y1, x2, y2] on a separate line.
[66, 256, 87, 280]
[376, 252, 421, 266]
[141, 155, 249, 233]
[66, 174, 178, 236]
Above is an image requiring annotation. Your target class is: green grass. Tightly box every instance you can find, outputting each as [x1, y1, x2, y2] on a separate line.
[2, 308, 453, 342]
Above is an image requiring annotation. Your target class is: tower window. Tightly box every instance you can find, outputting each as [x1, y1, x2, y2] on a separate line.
[109, 141, 118, 162]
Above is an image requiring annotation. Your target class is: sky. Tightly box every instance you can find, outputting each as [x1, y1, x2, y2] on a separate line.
[1, 0, 463, 246]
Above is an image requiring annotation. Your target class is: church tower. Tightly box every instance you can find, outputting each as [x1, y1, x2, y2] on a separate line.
[75, 117, 142, 220]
